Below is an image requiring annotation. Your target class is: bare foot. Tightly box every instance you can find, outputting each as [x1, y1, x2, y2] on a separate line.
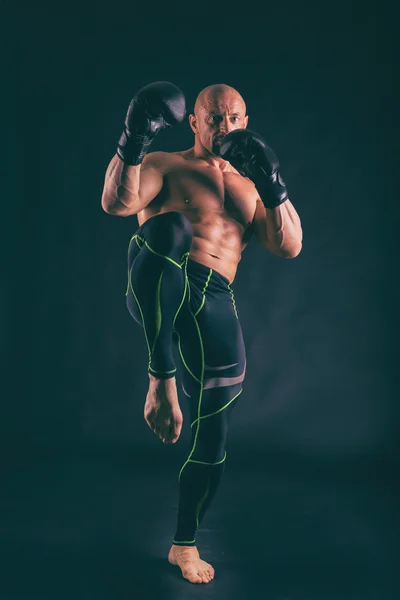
[144, 375, 183, 444]
[168, 545, 214, 584]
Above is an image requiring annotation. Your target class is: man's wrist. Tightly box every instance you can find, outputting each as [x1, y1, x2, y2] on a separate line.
[263, 198, 288, 210]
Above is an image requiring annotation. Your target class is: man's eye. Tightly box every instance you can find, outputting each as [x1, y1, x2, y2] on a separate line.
[231, 117, 239, 122]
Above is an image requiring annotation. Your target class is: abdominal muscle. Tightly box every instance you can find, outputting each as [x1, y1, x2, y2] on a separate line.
[187, 219, 244, 283]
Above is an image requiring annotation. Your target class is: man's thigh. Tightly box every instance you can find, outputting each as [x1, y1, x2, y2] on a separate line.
[174, 286, 246, 424]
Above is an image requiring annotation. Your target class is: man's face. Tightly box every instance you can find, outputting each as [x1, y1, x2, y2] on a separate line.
[190, 93, 248, 156]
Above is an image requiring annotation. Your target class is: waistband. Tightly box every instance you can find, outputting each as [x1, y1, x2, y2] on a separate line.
[186, 258, 231, 293]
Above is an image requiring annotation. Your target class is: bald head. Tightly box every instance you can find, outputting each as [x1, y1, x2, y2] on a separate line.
[189, 83, 248, 157]
[194, 83, 246, 116]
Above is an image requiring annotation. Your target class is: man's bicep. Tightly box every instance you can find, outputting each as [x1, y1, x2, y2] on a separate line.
[137, 153, 165, 207]
[251, 198, 280, 255]
[250, 195, 266, 241]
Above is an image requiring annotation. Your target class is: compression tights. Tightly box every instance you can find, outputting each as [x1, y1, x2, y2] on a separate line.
[126, 211, 246, 546]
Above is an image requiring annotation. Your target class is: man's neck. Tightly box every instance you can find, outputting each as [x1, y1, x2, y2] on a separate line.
[191, 142, 227, 170]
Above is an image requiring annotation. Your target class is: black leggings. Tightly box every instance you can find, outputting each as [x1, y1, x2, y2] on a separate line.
[126, 211, 246, 546]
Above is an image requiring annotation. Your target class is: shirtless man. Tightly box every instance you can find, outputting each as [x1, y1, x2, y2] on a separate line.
[101, 81, 303, 584]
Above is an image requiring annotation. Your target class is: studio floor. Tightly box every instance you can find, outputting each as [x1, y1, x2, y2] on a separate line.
[0, 445, 397, 600]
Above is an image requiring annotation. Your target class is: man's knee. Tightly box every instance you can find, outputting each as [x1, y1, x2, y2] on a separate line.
[143, 211, 193, 257]
[194, 446, 226, 465]
[191, 433, 227, 465]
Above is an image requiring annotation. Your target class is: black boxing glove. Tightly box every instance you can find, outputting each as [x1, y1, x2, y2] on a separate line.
[117, 81, 186, 165]
[220, 129, 288, 209]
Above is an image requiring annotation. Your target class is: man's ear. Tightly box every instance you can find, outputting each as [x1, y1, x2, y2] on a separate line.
[244, 115, 249, 128]
[189, 114, 198, 134]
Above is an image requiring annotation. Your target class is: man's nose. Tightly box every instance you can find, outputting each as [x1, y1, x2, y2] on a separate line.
[217, 125, 226, 135]
[221, 117, 235, 134]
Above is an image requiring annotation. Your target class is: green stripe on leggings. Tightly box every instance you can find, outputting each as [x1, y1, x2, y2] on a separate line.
[190, 388, 243, 428]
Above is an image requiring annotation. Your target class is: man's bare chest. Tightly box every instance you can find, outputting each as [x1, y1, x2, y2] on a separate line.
[163, 163, 256, 228]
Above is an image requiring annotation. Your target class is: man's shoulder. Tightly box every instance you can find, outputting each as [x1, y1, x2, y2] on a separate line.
[142, 150, 189, 171]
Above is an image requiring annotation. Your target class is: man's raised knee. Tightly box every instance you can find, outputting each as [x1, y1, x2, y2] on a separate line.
[144, 211, 193, 257]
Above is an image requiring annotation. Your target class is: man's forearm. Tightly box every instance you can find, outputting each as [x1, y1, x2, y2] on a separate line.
[101, 154, 141, 214]
[260, 198, 303, 258]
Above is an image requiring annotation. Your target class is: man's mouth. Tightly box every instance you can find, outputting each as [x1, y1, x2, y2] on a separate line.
[212, 135, 226, 156]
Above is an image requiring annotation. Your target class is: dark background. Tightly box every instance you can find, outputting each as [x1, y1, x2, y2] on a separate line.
[1, 1, 397, 599]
